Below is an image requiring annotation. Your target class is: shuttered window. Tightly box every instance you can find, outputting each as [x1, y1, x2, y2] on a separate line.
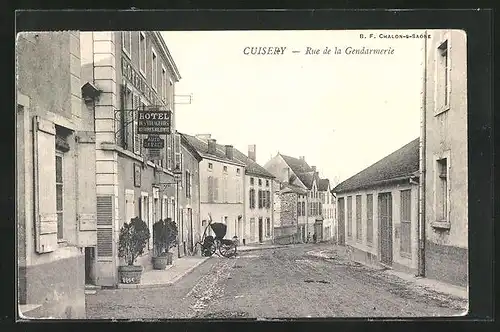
[366, 194, 374, 244]
[166, 134, 173, 170]
[96, 195, 113, 257]
[55, 153, 64, 239]
[400, 190, 412, 256]
[249, 188, 255, 209]
[207, 176, 214, 202]
[347, 196, 353, 238]
[356, 195, 362, 241]
[213, 177, 219, 202]
[174, 133, 181, 170]
[302, 202, 305, 216]
[133, 94, 141, 155]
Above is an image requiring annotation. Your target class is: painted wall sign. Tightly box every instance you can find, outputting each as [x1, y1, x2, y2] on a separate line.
[137, 109, 171, 134]
[143, 135, 165, 149]
[122, 57, 165, 106]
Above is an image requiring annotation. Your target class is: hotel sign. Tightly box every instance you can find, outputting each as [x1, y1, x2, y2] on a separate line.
[137, 109, 171, 134]
[143, 135, 165, 149]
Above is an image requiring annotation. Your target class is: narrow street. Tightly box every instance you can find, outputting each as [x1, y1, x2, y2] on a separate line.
[86, 244, 467, 319]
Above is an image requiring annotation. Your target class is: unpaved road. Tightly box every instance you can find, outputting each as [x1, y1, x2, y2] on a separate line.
[86, 244, 467, 319]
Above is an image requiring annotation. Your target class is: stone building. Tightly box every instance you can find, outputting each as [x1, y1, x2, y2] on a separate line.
[17, 31, 93, 318]
[273, 183, 307, 244]
[423, 30, 468, 287]
[333, 138, 420, 274]
[79, 31, 182, 286]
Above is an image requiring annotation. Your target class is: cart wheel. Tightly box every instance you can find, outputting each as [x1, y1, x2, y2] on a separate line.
[219, 242, 237, 258]
[208, 242, 217, 256]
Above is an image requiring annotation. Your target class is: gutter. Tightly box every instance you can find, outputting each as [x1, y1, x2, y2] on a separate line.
[334, 174, 418, 195]
[417, 30, 428, 277]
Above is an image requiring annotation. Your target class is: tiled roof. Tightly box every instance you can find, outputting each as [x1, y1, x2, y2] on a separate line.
[296, 171, 315, 189]
[318, 179, 330, 191]
[333, 138, 420, 194]
[280, 183, 308, 195]
[230, 147, 275, 179]
[280, 154, 313, 174]
[181, 133, 245, 166]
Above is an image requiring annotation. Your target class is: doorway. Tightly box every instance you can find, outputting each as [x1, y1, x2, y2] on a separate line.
[378, 193, 393, 266]
[187, 208, 193, 251]
[237, 216, 243, 242]
[84, 247, 96, 285]
[337, 198, 345, 245]
[258, 218, 263, 243]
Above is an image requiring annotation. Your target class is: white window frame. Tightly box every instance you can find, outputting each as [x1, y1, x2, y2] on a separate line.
[151, 48, 158, 91]
[139, 31, 147, 77]
[161, 65, 167, 102]
[434, 33, 452, 116]
[432, 151, 451, 229]
[400, 189, 412, 257]
[55, 151, 64, 242]
[121, 31, 132, 59]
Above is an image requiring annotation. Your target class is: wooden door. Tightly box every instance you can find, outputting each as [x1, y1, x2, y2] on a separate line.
[337, 198, 345, 245]
[378, 193, 393, 266]
[258, 218, 263, 243]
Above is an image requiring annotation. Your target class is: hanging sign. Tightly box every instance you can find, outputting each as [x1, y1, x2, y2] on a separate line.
[137, 108, 171, 135]
[143, 135, 165, 149]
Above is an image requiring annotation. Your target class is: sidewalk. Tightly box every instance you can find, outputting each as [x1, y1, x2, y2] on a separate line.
[307, 245, 468, 301]
[117, 256, 210, 289]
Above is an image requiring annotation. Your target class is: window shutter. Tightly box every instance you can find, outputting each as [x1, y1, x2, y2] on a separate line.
[174, 133, 181, 170]
[214, 177, 219, 201]
[133, 94, 141, 155]
[96, 195, 114, 258]
[33, 116, 58, 253]
[166, 134, 172, 170]
[207, 176, 213, 202]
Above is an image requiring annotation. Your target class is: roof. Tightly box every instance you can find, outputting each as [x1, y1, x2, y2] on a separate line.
[296, 171, 315, 189]
[279, 183, 308, 195]
[280, 154, 313, 174]
[333, 138, 420, 194]
[181, 133, 245, 166]
[180, 134, 203, 162]
[318, 179, 330, 191]
[230, 147, 275, 179]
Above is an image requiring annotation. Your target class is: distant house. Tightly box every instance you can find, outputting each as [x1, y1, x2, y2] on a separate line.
[318, 179, 336, 242]
[181, 134, 246, 240]
[273, 182, 308, 244]
[264, 154, 322, 243]
[333, 138, 420, 274]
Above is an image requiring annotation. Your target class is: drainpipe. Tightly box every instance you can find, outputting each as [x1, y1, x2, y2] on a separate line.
[417, 30, 428, 277]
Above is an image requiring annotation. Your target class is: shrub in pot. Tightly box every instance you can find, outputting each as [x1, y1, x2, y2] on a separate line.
[152, 218, 178, 270]
[118, 217, 150, 284]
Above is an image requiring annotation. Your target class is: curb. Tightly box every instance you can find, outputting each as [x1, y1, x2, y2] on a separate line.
[238, 245, 288, 253]
[117, 257, 210, 289]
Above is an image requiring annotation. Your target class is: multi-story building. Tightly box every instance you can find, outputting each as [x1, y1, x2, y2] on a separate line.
[17, 31, 93, 318]
[264, 154, 322, 242]
[273, 182, 307, 244]
[333, 139, 420, 274]
[423, 30, 468, 287]
[232, 145, 275, 244]
[181, 134, 246, 240]
[318, 179, 336, 242]
[79, 31, 182, 286]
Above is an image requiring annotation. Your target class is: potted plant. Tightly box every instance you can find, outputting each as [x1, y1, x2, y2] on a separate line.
[118, 217, 150, 284]
[152, 218, 178, 270]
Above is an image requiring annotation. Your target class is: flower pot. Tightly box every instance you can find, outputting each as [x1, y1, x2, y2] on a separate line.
[118, 265, 143, 284]
[152, 252, 173, 270]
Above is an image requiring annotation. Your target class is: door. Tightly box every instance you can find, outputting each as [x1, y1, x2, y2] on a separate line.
[258, 218, 263, 243]
[337, 198, 345, 245]
[84, 247, 96, 285]
[301, 226, 306, 242]
[187, 208, 193, 251]
[379, 193, 393, 266]
[250, 218, 255, 242]
[238, 217, 243, 241]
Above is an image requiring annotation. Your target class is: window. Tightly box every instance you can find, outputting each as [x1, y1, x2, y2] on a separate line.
[266, 218, 271, 237]
[266, 180, 269, 187]
[121, 31, 131, 57]
[208, 163, 213, 170]
[400, 190, 412, 256]
[236, 168, 240, 175]
[366, 194, 374, 244]
[258, 190, 263, 209]
[139, 32, 146, 75]
[302, 201, 305, 216]
[55, 153, 64, 240]
[297, 202, 301, 216]
[356, 195, 362, 241]
[266, 190, 271, 208]
[250, 177, 254, 185]
[436, 158, 449, 223]
[347, 196, 353, 238]
[436, 39, 450, 114]
[161, 66, 167, 101]
[185, 170, 191, 198]
[249, 188, 256, 209]
[151, 49, 158, 90]
[258, 179, 262, 186]
[223, 165, 228, 173]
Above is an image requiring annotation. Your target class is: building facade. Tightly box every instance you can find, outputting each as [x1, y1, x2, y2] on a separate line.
[333, 139, 420, 275]
[182, 134, 246, 240]
[273, 183, 307, 244]
[423, 30, 468, 287]
[233, 145, 275, 244]
[318, 179, 336, 242]
[80, 31, 182, 286]
[17, 31, 92, 318]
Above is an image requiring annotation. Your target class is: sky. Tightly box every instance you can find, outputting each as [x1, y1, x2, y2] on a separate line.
[161, 30, 425, 185]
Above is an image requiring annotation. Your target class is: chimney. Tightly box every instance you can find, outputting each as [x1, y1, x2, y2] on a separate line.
[225, 145, 234, 160]
[300, 156, 305, 161]
[248, 144, 256, 162]
[207, 139, 217, 154]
